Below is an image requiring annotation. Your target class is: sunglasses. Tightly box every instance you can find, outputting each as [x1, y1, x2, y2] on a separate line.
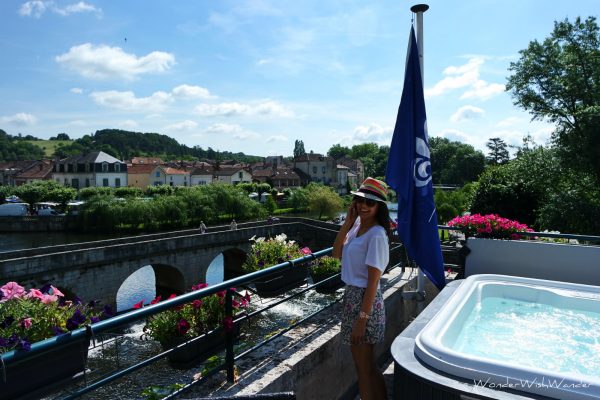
[353, 196, 378, 207]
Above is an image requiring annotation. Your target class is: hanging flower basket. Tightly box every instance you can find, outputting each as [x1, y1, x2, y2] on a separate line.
[253, 265, 309, 297]
[142, 283, 249, 369]
[310, 256, 343, 294]
[161, 324, 240, 369]
[0, 337, 90, 400]
[243, 234, 311, 297]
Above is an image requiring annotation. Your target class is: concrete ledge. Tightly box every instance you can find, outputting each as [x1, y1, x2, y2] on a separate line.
[185, 267, 439, 399]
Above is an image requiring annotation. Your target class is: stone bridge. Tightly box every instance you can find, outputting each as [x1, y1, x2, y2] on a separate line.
[0, 218, 340, 309]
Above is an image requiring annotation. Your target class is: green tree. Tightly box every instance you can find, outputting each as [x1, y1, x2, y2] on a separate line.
[289, 187, 310, 212]
[306, 183, 343, 220]
[486, 138, 510, 165]
[293, 140, 306, 159]
[430, 137, 486, 184]
[327, 144, 351, 160]
[506, 16, 600, 182]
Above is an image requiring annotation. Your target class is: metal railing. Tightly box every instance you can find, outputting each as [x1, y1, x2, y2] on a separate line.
[0, 243, 406, 399]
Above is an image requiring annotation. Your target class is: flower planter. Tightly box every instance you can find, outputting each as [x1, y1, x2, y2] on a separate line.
[0, 337, 89, 400]
[253, 265, 308, 297]
[310, 272, 344, 294]
[162, 325, 239, 369]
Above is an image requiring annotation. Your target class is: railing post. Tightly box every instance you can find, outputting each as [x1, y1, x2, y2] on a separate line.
[225, 288, 235, 382]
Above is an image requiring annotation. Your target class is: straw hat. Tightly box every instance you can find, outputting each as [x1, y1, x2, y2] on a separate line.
[350, 177, 388, 203]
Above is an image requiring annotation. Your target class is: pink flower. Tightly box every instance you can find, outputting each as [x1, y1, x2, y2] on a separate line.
[150, 295, 162, 304]
[192, 299, 202, 309]
[222, 316, 234, 332]
[177, 319, 190, 335]
[132, 300, 144, 309]
[300, 247, 312, 255]
[21, 318, 32, 329]
[40, 294, 58, 304]
[192, 283, 209, 291]
[1, 282, 26, 300]
[27, 288, 44, 300]
[50, 286, 64, 297]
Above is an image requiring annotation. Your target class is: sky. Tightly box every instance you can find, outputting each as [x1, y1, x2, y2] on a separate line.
[1, 1, 598, 158]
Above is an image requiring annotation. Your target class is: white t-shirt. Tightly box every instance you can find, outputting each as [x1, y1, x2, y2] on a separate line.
[341, 218, 389, 288]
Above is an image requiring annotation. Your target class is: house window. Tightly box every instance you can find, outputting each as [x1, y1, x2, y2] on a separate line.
[322, 166, 326, 174]
[64, 178, 68, 185]
[312, 166, 317, 174]
[115, 178, 121, 188]
[85, 178, 90, 187]
[103, 178, 109, 187]
[238, 172, 243, 179]
[67, 164, 73, 173]
[102, 163, 108, 172]
[72, 178, 79, 188]
[115, 163, 121, 172]
[155, 171, 160, 177]
[85, 163, 90, 172]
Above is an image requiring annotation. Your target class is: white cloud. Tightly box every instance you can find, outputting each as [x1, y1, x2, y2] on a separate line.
[70, 87, 83, 94]
[204, 123, 242, 134]
[54, 1, 101, 16]
[90, 90, 173, 112]
[68, 120, 86, 126]
[165, 120, 198, 131]
[203, 123, 260, 140]
[425, 57, 504, 101]
[434, 128, 479, 148]
[171, 84, 214, 100]
[334, 123, 392, 147]
[266, 135, 288, 142]
[56, 43, 175, 80]
[353, 123, 393, 142]
[18, 1, 48, 18]
[460, 81, 505, 100]
[19, 1, 102, 18]
[450, 105, 484, 122]
[1, 112, 37, 125]
[194, 100, 293, 118]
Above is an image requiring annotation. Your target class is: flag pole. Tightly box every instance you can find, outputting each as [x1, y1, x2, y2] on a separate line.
[410, 3, 429, 299]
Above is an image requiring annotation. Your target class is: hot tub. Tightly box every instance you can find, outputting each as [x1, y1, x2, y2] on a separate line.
[415, 274, 600, 400]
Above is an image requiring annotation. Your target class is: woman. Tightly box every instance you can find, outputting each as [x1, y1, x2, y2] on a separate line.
[333, 177, 390, 400]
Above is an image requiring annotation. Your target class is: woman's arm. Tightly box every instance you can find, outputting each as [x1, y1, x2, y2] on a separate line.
[351, 266, 383, 344]
[332, 201, 358, 259]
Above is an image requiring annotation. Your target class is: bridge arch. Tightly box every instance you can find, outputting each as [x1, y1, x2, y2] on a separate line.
[152, 263, 186, 297]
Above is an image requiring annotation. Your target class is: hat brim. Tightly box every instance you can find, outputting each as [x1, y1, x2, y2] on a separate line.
[351, 190, 387, 203]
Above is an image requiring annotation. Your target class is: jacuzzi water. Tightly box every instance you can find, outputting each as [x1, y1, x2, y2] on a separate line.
[453, 296, 600, 377]
[415, 274, 600, 400]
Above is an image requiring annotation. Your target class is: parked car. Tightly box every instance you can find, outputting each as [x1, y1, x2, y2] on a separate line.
[37, 208, 63, 216]
[0, 203, 29, 216]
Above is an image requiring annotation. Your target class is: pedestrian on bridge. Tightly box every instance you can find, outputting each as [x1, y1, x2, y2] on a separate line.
[230, 219, 237, 230]
[332, 177, 390, 400]
[199, 220, 207, 234]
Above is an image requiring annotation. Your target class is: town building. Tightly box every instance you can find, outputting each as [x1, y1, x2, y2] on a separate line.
[14, 160, 54, 186]
[213, 167, 252, 185]
[52, 151, 128, 188]
[127, 164, 157, 188]
[150, 166, 190, 186]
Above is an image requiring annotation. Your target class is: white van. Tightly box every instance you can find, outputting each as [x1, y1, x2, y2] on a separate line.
[0, 203, 29, 216]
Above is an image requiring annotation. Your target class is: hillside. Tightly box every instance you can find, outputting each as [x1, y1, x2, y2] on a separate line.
[23, 140, 72, 157]
[0, 129, 263, 163]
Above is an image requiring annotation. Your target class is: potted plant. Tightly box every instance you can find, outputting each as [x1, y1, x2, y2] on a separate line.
[0, 281, 109, 400]
[310, 256, 343, 294]
[142, 283, 250, 369]
[242, 234, 311, 297]
[447, 214, 534, 240]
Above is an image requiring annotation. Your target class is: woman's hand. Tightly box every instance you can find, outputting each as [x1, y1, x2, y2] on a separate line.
[345, 200, 358, 227]
[351, 318, 367, 345]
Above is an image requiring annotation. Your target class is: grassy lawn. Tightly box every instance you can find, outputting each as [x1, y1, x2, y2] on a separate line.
[24, 140, 72, 157]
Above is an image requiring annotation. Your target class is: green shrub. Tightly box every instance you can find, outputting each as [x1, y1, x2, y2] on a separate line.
[311, 256, 341, 276]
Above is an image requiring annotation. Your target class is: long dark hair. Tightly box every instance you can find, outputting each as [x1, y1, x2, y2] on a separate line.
[375, 201, 391, 239]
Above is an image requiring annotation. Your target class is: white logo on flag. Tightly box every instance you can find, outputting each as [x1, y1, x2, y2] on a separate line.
[414, 136, 431, 188]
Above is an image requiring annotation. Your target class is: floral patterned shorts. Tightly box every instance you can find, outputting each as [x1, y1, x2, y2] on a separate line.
[340, 285, 385, 345]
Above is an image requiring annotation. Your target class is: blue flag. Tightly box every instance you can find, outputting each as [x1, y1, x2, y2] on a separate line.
[385, 27, 445, 290]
